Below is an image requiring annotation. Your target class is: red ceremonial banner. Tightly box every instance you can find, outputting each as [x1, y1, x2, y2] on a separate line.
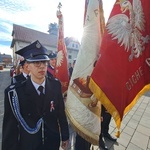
[55, 5, 69, 93]
[89, 0, 150, 137]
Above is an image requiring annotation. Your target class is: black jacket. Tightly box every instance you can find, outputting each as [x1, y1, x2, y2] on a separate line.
[2, 77, 69, 150]
[11, 73, 27, 84]
[47, 66, 55, 78]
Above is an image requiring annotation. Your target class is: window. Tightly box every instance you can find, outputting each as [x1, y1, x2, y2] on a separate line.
[68, 55, 72, 59]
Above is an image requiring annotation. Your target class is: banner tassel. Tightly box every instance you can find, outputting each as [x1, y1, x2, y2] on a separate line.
[115, 130, 120, 138]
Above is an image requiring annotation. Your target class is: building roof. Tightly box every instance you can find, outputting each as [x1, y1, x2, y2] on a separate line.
[0, 54, 12, 62]
[0, 53, 12, 58]
[11, 24, 58, 48]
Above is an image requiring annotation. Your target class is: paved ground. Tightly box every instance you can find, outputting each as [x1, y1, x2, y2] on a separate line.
[0, 68, 150, 150]
[0, 68, 11, 150]
[92, 92, 150, 150]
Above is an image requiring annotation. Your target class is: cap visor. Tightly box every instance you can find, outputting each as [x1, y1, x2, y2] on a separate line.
[26, 55, 50, 62]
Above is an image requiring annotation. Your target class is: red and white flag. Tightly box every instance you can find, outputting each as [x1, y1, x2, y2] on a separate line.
[55, 4, 69, 93]
[89, 0, 150, 137]
[66, 0, 105, 145]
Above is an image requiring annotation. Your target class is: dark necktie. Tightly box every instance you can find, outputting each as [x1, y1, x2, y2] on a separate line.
[26, 75, 30, 79]
[38, 86, 44, 95]
[38, 86, 45, 113]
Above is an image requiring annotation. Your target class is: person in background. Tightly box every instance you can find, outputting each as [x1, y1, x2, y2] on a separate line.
[15, 64, 23, 75]
[11, 58, 30, 84]
[10, 65, 16, 77]
[69, 58, 76, 79]
[89, 59, 116, 149]
[75, 134, 91, 150]
[47, 52, 57, 78]
[99, 105, 117, 150]
[2, 40, 69, 150]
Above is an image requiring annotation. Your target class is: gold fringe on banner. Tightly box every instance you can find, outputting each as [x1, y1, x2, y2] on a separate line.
[65, 108, 99, 145]
[89, 77, 150, 138]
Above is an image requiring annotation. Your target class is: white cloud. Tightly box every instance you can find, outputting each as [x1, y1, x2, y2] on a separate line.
[0, 32, 12, 42]
[0, 22, 12, 40]
[0, 44, 12, 56]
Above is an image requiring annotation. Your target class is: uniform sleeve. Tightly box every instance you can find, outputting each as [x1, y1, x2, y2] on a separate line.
[11, 77, 16, 84]
[57, 81, 69, 141]
[2, 88, 19, 150]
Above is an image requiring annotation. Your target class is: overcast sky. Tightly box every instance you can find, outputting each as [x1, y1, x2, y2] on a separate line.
[0, 0, 116, 56]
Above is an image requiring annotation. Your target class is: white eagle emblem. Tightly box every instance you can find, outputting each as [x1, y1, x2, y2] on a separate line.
[106, 0, 150, 61]
[56, 50, 64, 67]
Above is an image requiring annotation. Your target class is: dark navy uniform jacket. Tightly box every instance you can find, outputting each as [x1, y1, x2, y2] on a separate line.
[47, 65, 55, 78]
[2, 77, 69, 150]
[11, 73, 27, 84]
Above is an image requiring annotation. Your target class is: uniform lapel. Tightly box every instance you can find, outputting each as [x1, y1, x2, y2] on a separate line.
[25, 79, 42, 115]
[43, 78, 53, 112]
[25, 78, 54, 115]
[20, 73, 27, 81]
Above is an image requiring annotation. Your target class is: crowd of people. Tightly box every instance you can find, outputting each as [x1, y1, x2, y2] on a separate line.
[2, 40, 117, 150]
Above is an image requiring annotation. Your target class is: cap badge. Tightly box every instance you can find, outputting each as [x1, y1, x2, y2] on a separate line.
[36, 42, 41, 49]
[30, 53, 33, 57]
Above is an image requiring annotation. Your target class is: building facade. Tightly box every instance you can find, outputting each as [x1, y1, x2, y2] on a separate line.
[0, 53, 12, 67]
[11, 24, 80, 66]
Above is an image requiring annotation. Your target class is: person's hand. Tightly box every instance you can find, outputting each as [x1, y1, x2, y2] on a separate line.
[61, 140, 69, 150]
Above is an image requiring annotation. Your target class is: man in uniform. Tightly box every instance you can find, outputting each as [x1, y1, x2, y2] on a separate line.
[2, 40, 69, 150]
[47, 52, 57, 77]
[11, 58, 30, 84]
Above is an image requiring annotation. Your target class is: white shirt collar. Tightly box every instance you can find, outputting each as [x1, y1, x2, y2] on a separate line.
[31, 79, 46, 94]
[22, 72, 28, 78]
[50, 65, 54, 69]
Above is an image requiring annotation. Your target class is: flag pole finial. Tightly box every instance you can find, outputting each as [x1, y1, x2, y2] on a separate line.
[58, 2, 62, 11]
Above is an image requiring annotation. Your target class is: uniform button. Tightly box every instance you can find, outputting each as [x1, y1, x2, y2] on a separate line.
[28, 113, 31, 116]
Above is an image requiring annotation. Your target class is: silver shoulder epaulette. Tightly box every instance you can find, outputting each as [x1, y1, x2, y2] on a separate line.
[54, 78, 58, 81]
[9, 85, 15, 89]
